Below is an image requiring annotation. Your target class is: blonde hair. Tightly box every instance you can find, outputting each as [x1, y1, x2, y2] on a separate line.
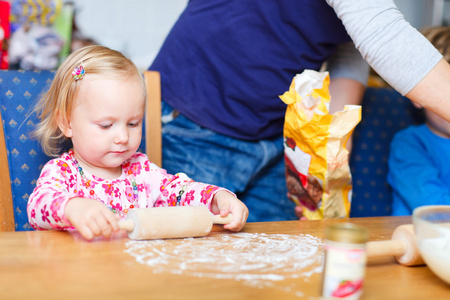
[421, 26, 450, 63]
[33, 45, 146, 157]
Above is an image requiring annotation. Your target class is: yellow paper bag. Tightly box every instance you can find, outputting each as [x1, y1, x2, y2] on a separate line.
[279, 70, 361, 219]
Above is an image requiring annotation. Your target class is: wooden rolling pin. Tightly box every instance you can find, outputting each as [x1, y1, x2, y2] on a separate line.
[366, 224, 424, 266]
[118, 206, 233, 240]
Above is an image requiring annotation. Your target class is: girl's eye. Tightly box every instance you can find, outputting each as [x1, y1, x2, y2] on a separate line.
[99, 124, 112, 129]
[128, 122, 139, 127]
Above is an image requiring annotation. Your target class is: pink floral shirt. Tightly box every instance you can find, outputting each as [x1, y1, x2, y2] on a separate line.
[28, 151, 225, 230]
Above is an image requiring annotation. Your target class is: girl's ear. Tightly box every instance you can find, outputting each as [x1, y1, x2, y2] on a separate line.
[56, 110, 73, 138]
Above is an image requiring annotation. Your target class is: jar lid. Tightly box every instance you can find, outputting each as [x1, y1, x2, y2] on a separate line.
[325, 223, 369, 244]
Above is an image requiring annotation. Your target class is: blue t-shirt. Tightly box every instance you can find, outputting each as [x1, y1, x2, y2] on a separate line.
[388, 124, 450, 216]
[150, 0, 351, 140]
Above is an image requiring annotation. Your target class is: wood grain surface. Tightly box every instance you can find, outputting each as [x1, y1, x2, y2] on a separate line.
[1, 216, 449, 300]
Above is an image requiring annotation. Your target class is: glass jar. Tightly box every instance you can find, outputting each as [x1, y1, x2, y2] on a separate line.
[321, 223, 369, 299]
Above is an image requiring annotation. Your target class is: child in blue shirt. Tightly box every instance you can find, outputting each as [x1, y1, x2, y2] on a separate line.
[388, 27, 450, 216]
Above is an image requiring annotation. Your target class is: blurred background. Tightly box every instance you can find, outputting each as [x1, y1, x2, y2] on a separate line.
[0, 0, 449, 72]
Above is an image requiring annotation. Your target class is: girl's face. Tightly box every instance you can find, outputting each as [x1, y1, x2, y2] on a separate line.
[62, 74, 145, 179]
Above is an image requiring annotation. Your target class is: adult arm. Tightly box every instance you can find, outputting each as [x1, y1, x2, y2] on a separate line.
[327, 41, 368, 151]
[327, 41, 368, 113]
[406, 59, 450, 121]
[326, 0, 450, 122]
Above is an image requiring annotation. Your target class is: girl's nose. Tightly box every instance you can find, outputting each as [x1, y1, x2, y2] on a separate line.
[114, 127, 129, 144]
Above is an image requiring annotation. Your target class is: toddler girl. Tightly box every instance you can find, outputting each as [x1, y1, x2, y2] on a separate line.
[27, 45, 248, 240]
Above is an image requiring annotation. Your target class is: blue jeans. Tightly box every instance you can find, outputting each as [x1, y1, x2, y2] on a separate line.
[161, 102, 297, 222]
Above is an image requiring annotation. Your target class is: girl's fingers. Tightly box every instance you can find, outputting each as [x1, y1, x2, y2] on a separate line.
[224, 211, 247, 232]
[77, 224, 94, 240]
[93, 212, 119, 238]
[102, 209, 120, 233]
[86, 217, 103, 236]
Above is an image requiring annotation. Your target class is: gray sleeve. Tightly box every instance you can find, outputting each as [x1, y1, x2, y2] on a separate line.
[326, 0, 442, 95]
[327, 41, 370, 86]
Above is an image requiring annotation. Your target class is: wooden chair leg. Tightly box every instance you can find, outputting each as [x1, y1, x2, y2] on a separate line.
[0, 112, 15, 231]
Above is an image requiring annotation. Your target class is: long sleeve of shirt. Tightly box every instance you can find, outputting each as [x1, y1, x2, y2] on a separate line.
[28, 151, 227, 230]
[387, 125, 450, 216]
[326, 0, 442, 95]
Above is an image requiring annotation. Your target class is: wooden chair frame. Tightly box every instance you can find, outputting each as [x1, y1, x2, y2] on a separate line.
[144, 71, 162, 167]
[0, 114, 14, 231]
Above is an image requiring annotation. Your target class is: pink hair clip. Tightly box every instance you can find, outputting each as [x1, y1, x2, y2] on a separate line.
[72, 65, 85, 80]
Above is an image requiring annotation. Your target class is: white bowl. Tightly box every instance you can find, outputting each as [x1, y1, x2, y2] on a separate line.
[413, 205, 450, 285]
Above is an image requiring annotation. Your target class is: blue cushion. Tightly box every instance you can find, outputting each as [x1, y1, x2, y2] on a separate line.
[349, 87, 424, 217]
[0, 70, 146, 231]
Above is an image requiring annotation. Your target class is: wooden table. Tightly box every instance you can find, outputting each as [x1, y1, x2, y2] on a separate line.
[1, 216, 449, 300]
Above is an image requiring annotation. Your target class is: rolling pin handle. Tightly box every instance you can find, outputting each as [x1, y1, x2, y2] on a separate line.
[366, 239, 407, 258]
[118, 219, 135, 232]
[211, 213, 233, 225]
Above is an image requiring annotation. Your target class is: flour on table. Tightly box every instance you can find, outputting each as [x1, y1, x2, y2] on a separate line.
[125, 232, 323, 295]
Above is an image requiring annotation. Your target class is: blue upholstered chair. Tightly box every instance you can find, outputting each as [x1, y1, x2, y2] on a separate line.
[349, 87, 424, 217]
[0, 70, 161, 231]
[0, 70, 55, 231]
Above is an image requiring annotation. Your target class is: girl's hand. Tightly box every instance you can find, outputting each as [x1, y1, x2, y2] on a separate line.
[65, 197, 120, 240]
[210, 191, 248, 231]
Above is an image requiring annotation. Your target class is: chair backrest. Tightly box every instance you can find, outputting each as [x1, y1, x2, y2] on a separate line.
[0, 70, 55, 231]
[0, 70, 161, 231]
[349, 87, 424, 217]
